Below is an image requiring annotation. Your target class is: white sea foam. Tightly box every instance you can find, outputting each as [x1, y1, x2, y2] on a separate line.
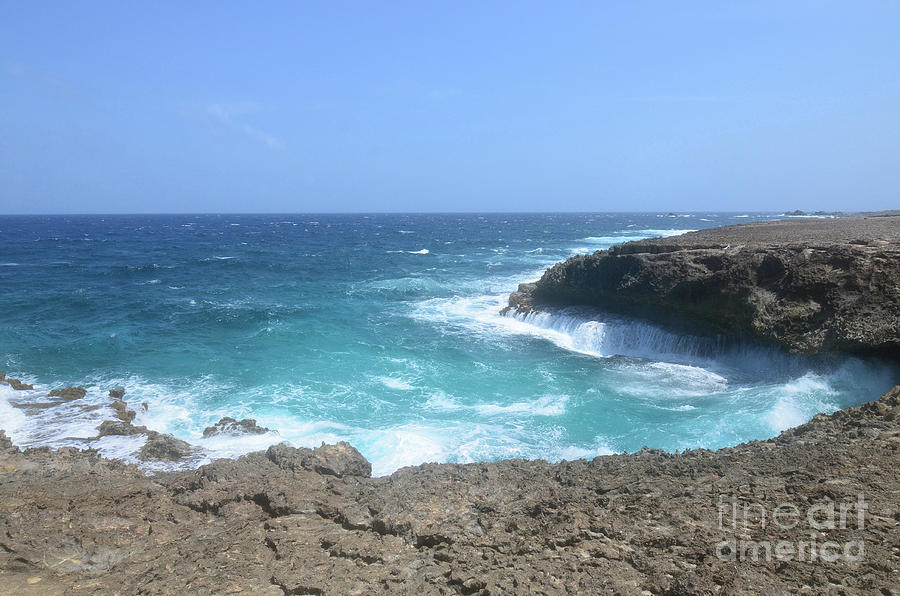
[763, 373, 837, 432]
[557, 442, 615, 461]
[365, 277, 450, 294]
[581, 235, 653, 245]
[579, 229, 695, 247]
[614, 361, 728, 398]
[501, 307, 731, 362]
[407, 249, 430, 255]
[633, 229, 696, 237]
[0, 383, 115, 452]
[74, 374, 607, 476]
[352, 421, 615, 476]
[0, 385, 29, 438]
[376, 376, 416, 391]
[426, 392, 568, 417]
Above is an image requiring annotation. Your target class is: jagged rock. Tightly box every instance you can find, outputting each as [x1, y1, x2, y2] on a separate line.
[108, 387, 125, 399]
[0, 430, 13, 451]
[94, 420, 145, 438]
[509, 216, 900, 356]
[266, 441, 372, 478]
[48, 386, 86, 400]
[0, 374, 34, 390]
[90, 417, 195, 462]
[110, 399, 136, 422]
[203, 416, 270, 437]
[138, 433, 195, 461]
[500, 282, 536, 315]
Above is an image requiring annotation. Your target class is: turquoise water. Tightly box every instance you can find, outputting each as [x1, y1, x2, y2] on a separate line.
[0, 213, 896, 475]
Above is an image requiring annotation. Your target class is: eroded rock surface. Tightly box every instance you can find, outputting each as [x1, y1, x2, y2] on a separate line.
[47, 387, 87, 401]
[203, 416, 270, 437]
[508, 216, 900, 356]
[0, 373, 33, 390]
[88, 399, 197, 462]
[1, 388, 898, 594]
[266, 441, 372, 478]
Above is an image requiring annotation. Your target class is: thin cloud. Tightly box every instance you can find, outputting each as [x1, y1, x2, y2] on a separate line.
[207, 102, 284, 150]
[613, 95, 725, 104]
[3, 61, 84, 103]
[429, 87, 463, 100]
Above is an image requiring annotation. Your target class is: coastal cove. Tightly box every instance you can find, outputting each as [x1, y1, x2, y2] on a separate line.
[1, 213, 897, 476]
[0, 214, 898, 593]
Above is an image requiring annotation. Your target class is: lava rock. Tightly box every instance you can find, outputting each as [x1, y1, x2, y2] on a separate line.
[110, 399, 136, 423]
[138, 433, 195, 461]
[203, 417, 270, 437]
[48, 387, 87, 401]
[266, 441, 372, 478]
[0, 374, 34, 390]
[94, 420, 145, 438]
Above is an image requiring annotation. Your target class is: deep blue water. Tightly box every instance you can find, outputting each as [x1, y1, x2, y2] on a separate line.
[1, 213, 895, 474]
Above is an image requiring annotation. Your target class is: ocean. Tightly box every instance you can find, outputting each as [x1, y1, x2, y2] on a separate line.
[1, 212, 896, 475]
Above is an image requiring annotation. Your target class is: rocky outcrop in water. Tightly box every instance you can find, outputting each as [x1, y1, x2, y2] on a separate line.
[203, 416, 270, 437]
[0, 373, 33, 390]
[507, 216, 900, 356]
[94, 397, 197, 462]
[47, 387, 87, 401]
[1, 387, 898, 594]
[108, 388, 136, 422]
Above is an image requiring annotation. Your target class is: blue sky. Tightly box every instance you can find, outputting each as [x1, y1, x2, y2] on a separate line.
[1, 1, 898, 214]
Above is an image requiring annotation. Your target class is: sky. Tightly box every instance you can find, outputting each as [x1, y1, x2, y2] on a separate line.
[1, 1, 898, 214]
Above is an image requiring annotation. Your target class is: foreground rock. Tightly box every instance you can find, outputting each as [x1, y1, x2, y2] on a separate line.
[267, 441, 372, 478]
[507, 215, 900, 356]
[1, 387, 898, 594]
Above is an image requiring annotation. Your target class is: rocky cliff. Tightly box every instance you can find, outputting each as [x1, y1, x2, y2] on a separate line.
[507, 216, 900, 357]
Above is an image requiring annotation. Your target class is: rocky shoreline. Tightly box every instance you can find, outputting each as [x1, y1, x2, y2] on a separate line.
[2, 215, 899, 594]
[1, 384, 898, 594]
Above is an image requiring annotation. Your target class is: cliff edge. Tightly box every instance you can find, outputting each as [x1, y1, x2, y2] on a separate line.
[507, 216, 900, 356]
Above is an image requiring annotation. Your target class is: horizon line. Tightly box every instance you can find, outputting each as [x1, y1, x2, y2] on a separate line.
[0, 209, 841, 217]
